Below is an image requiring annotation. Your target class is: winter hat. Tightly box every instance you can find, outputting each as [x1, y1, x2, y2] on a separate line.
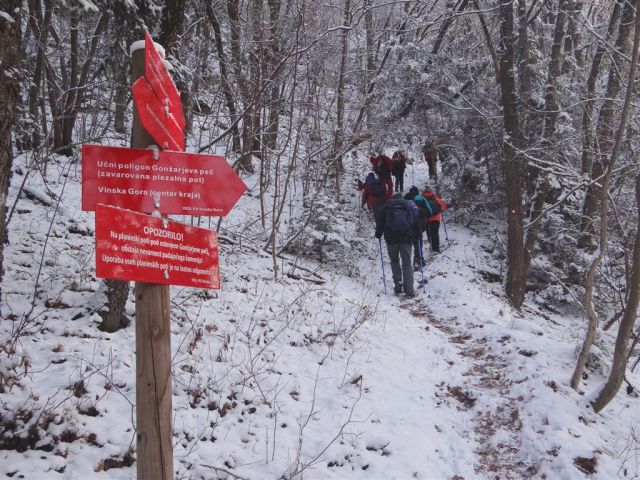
[408, 186, 419, 196]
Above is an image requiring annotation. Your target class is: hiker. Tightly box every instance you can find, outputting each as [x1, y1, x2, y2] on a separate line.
[370, 152, 394, 198]
[404, 186, 424, 269]
[359, 172, 387, 218]
[391, 150, 407, 193]
[418, 187, 448, 253]
[375, 193, 421, 297]
[423, 140, 438, 179]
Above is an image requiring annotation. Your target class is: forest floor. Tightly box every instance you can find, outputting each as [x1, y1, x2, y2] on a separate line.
[0, 152, 639, 479]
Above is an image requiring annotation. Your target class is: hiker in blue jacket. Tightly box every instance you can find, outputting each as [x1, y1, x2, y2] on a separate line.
[375, 193, 421, 297]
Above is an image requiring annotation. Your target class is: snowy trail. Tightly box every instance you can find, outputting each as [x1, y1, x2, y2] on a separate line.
[349, 213, 531, 478]
[387, 225, 537, 479]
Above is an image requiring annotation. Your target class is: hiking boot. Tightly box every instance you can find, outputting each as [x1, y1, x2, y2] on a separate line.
[405, 292, 416, 298]
[394, 283, 403, 294]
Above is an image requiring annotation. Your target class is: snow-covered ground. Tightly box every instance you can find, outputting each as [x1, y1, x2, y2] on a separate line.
[1, 151, 639, 479]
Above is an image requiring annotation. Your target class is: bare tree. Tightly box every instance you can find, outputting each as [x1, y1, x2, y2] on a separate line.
[583, 0, 640, 409]
[0, 0, 22, 309]
[498, 0, 526, 308]
[572, 0, 638, 391]
[580, 0, 634, 249]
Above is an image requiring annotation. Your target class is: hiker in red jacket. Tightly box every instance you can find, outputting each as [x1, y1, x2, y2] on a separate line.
[370, 153, 393, 198]
[421, 187, 447, 253]
[358, 172, 387, 217]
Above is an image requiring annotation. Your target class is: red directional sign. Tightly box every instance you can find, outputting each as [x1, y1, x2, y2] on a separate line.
[95, 204, 220, 289]
[144, 31, 185, 131]
[132, 77, 184, 151]
[82, 144, 247, 216]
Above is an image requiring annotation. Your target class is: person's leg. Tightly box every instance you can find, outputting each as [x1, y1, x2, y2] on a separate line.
[385, 176, 393, 197]
[386, 243, 402, 290]
[399, 243, 414, 295]
[428, 157, 438, 180]
[393, 174, 399, 192]
[372, 202, 383, 222]
[399, 173, 404, 192]
[425, 222, 433, 251]
[413, 227, 423, 268]
[430, 221, 441, 252]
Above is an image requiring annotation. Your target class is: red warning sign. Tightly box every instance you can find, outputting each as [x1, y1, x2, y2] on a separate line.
[95, 204, 220, 289]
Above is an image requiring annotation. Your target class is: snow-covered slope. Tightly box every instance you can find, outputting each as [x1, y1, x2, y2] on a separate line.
[1, 152, 638, 479]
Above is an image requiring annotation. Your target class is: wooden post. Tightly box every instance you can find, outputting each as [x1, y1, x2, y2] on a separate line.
[131, 45, 173, 480]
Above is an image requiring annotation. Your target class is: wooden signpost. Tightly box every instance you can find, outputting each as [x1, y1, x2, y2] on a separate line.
[81, 32, 246, 480]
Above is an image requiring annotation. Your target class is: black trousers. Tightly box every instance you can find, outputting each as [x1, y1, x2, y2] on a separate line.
[393, 173, 404, 192]
[425, 221, 440, 253]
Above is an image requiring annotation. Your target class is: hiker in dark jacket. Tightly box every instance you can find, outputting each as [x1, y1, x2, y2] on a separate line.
[375, 194, 421, 297]
[391, 151, 407, 193]
[423, 140, 438, 179]
[370, 153, 394, 198]
[404, 186, 424, 269]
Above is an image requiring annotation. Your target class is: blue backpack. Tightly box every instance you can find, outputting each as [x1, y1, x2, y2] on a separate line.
[414, 195, 439, 217]
[385, 203, 414, 233]
[366, 174, 386, 198]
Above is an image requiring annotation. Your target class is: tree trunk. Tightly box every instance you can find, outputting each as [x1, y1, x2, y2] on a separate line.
[100, 279, 130, 332]
[0, 0, 22, 312]
[499, 0, 526, 308]
[265, 0, 282, 151]
[579, 2, 621, 176]
[332, 0, 351, 202]
[572, 0, 639, 391]
[523, 0, 569, 272]
[26, 0, 52, 149]
[432, 0, 469, 55]
[205, 3, 241, 153]
[590, 0, 640, 411]
[227, 0, 255, 173]
[158, 0, 186, 55]
[592, 174, 640, 411]
[55, 11, 110, 155]
[364, 0, 375, 131]
[579, 0, 633, 249]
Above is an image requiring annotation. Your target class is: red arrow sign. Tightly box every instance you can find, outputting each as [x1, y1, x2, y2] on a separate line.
[82, 144, 247, 216]
[144, 31, 185, 131]
[95, 204, 220, 289]
[132, 76, 184, 151]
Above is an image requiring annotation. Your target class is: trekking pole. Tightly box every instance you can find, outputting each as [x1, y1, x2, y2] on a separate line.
[378, 238, 388, 294]
[441, 213, 450, 243]
[418, 240, 426, 293]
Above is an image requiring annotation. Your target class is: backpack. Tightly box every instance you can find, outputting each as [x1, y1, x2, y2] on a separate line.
[421, 193, 447, 216]
[369, 179, 386, 198]
[425, 196, 442, 216]
[392, 158, 404, 175]
[414, 195, 439, 217]
[385, 203, 414, 233]
[375, 160, 390, 177]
